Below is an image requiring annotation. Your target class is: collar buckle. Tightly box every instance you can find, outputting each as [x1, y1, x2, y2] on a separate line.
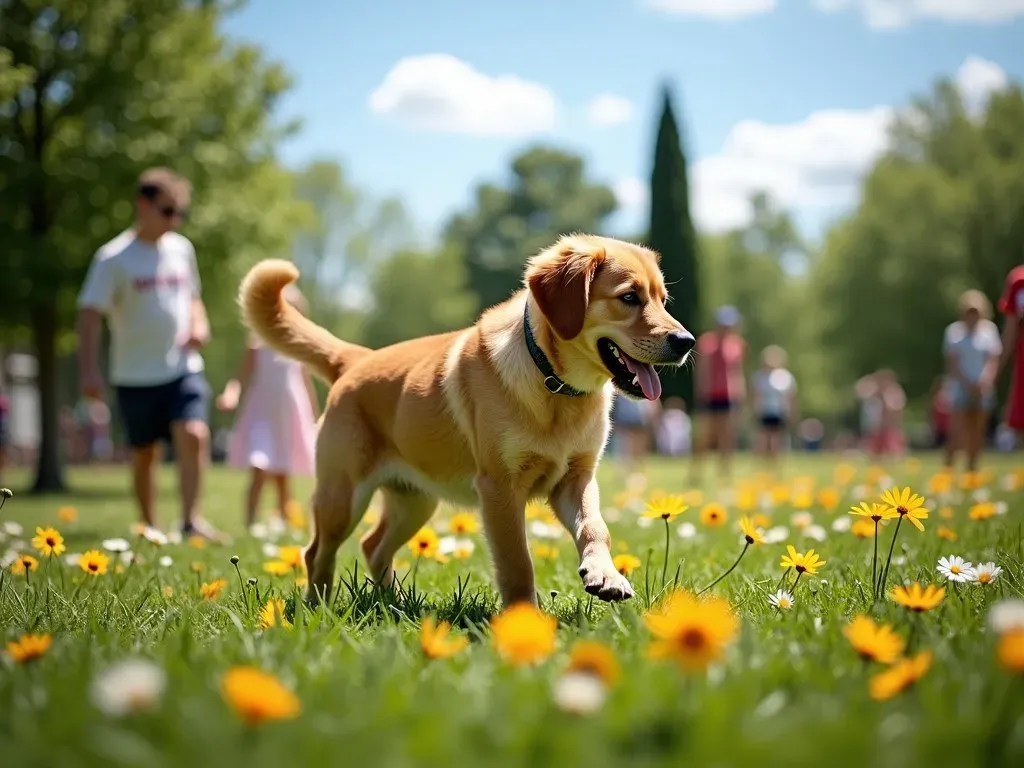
[543, 376, 566, 394]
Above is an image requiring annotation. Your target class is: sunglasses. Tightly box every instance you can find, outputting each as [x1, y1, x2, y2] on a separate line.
[139, 184, 190, 221]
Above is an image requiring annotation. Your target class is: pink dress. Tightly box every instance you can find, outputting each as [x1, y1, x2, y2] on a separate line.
[227, 345, 317, 476]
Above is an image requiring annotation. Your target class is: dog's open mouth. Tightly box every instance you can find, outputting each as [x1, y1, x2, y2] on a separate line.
[598, 338, 663, 401]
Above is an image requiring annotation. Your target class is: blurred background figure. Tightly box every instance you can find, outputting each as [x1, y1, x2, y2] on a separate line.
[998, 263, 1024, 437]
[929, 375, 953, 450]
[217, 285, 320, 530]
[655, 397, 692, 457]
[610, 393, 654, 471]
[752, 345, 798, 465]
[692, 306, 746, 479]
[856, 371, 906, 458]
[943, 289, 1001, 472]
[798, 418, 825, 452]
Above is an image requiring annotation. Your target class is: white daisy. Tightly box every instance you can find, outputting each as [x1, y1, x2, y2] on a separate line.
[158, 556, 173, 568]
[768, 589, 794, 611]
[102, 538, 131, 553]
[64, 553, 82, 567]
[552, 672, 607, 715]
[261, 542, 280, 559]
[529, 521, 563, 540]
[141, 527, 168, 547]
[91, 659, 166, 717]
[676, 522, 697, 540]
[831, 516, 852, 533]
[803, 524, 827, 542]
[995, 501, 1008, 516]
[972, 488, 991, 503]
[119, 551, 135, 566]
[2, 521, 23, 537]
[636, 515, 654, 529]
[989, 599, 1024, 633]
[248, 522, 269, 540]
[791, 512, 813, 530]
[0, 549, 19, 569]
[973, 562, 1002, 585]
[937, 555, 976, 583]
[763, 526, 789, 544]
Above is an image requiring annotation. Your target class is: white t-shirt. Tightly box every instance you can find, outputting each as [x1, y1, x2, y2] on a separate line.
[77, 230, 204, 386]
[942, 319, 1002, 385]
[753, 368, 796, 417]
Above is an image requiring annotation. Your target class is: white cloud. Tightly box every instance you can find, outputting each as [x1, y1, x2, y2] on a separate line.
[588, 94, 633, 126]
[369, 54, 556, 136]
[614, 177, 650, 215]
[812, 0, 1024, 28]
[644, 0, 777, 19]
[689, 55, 1007, 232]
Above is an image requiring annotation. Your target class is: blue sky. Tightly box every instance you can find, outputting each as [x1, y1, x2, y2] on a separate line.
[223, 0, 1024, 243]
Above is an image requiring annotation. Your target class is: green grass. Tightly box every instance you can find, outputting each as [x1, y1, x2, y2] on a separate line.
[1, 454, 1023, 768]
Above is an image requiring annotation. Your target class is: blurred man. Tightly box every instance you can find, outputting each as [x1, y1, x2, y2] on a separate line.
[692, 305, 746, 479]
[76, 168, 223, 541]
[998, 264, 1024, 435]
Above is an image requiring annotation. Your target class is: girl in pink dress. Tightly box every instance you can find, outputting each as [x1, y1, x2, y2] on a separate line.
[217, 285, 320, 528]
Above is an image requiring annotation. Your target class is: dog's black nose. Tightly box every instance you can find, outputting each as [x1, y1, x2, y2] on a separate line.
[667, 330, 696, 356]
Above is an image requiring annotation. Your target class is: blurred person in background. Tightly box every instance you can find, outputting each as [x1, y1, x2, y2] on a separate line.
[997, 263, 1024, 436]
[943, 289, 1001, 472]
[692, 305, 746, 480]
[929, 375, 953, 450]
[751, 345, 798, 465]
[610, 393, 653, 472]
[76, 168, 224, 542]
[655, 396, 692, 457]
[0, 386, 7, 484]
[856, 370, 906, 457]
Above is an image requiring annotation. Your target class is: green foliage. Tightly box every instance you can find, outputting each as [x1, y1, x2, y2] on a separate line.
[811, 81, 1024, 408]
[444, 146, 618, 313]
[0, 0, 305, 489]
[647, 86, 700, 404]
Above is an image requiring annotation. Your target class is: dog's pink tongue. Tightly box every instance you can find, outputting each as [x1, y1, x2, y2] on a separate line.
[623, 356, 662, 401]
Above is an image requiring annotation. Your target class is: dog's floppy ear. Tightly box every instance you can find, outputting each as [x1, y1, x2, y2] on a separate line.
[525, 240, 607, 340]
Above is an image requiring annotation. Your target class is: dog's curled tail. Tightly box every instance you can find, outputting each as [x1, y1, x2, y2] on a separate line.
[239, 259, 367, 383]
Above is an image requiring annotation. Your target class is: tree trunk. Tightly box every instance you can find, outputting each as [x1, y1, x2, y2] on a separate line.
[31, 302, 66, 493]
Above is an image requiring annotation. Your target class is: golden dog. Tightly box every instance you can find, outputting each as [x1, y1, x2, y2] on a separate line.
[239, 234, 694, 607]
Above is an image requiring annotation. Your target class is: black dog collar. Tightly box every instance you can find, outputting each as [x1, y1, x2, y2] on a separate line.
[522, 302, 586, 397]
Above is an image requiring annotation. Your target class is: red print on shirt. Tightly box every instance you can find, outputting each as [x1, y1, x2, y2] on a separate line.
[132, 273, 189, 292]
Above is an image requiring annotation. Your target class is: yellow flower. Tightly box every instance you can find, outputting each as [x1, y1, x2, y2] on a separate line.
[263, 560, 292, 576]
[162, 586, 174, 598]
[259, 599, 292, 629]
[700, 503, 727, 527]
[420, 616, 469, 660]
[960, 471, 985, 491]
[792, 489, 814, 510]
[566, 640, 621, 685]
[738, 516, 763, 545]
[880, 487, 928, 531]
[939, 506, 955, 519]
[735, 486, 758, 511]
[752, 513, 772, 529]
[79, 550, 110, 576]
[533, 544, 559, 560]
[645, 590, 739, 671]
[409, 527, 440, 558]
[11, 554, 38, 574]
[643, 495, 688, 521]
[57, 506, 78, 523]
[891, 583, 946, 612]
[682, 489, 705, 507]
[190, 561, 205, 573]
[525, 501, 551, 520]
[998, 628, 1024, 673]
[770, 485, 790, 506]
[277, 546, 305, 569]
[220, 667, 301, 725]
[849, 502, 897, 523]
[780, 545, 826, 576]
[613, 553, 642, 576]
[834, 464, 857, 486]
[969, 502, 996, 521]
[937, 526, 958, 542]
[843, 616, 905, 664]
[284, 500, 306, 529]
[32, 526, 65, 557]
[869, 652, 933, 700]
[927, 472, 953, 496]
[5, 633, 52, 663]
[448, 512, 480, 535]
[200, 579, 228, 600]
[490, 603, 557, 666]
[851, 519, 877, 538]
[188, 535, 207, 550]
[818, 488, 841, 512]
[452, 543, 474, 559]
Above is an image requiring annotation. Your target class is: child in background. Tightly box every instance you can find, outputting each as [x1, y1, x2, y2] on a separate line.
[655, 397, 692, 456]
[752, 345, 798, 463]
[217, 284, 320, 529]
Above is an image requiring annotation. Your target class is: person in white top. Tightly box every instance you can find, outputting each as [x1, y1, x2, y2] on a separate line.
[942, 289, 1002, 472]
[76, 168, 223, 541]
[751, 345, 798, 464]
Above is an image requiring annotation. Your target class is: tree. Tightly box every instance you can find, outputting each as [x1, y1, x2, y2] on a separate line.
[361, 248, 476, 349]
[0, 0, 305, 491]
[444, 146, 617, 313]
[647, 84, 700, 404]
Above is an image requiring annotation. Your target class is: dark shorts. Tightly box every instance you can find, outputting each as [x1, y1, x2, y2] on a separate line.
[760, 414, 786, 430]
[116, 373, 210, 449]
[702, 397, 733, 413]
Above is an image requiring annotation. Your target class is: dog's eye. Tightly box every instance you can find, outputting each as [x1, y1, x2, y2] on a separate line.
[619, 292, 641, 306]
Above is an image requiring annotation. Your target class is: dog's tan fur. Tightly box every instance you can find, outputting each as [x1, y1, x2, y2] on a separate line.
[239, 234, 689, 606]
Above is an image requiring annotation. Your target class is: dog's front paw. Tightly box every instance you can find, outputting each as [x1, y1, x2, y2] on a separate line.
[578, 557, 634, 602]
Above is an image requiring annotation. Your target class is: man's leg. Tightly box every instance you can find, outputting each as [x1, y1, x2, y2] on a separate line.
[131, 444, 160, 527]
[116, 384, 164, 529]
[168, 374, 219, 538]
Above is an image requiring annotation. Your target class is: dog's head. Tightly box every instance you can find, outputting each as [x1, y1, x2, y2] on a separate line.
[524, 234, 694, 401]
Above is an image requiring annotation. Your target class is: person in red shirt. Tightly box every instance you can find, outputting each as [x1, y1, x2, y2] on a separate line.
[692, 305, 746, 479]
[998, 265, 1024, 433]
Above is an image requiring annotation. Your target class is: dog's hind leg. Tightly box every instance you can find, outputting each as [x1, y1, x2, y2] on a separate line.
[305, 475, 374, 606]
[361, 486, 438, 586]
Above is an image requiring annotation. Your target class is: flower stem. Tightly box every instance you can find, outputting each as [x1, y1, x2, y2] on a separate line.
[661, 518, 670, 592]
[871, 519, 879, 601]
[233, 562, 249, 613]
[876, 514, 904, 598]
[791, 570, 804, 594]
[696, 542, 750, 597]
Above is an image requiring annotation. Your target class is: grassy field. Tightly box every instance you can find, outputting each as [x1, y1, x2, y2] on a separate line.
[1, 454, 1023, 768]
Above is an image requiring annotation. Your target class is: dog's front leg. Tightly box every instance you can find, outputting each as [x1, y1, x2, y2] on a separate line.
[551, 470, 634, 602]
[476, 473, 536, 606]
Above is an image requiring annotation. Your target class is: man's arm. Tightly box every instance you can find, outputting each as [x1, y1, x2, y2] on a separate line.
[76, 309, 106, 399]
[186, 296, 210, 348]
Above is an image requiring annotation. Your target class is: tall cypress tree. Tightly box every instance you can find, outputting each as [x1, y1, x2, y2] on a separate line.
[648, 83, 700, 406]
